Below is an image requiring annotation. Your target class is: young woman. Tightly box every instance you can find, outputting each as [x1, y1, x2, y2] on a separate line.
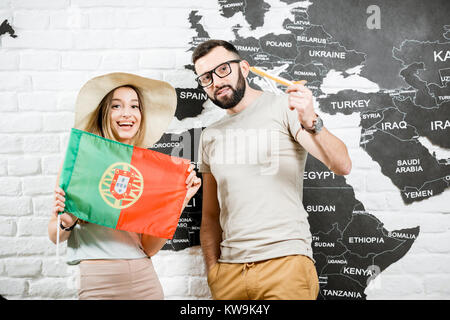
[48, 73, 201, 300]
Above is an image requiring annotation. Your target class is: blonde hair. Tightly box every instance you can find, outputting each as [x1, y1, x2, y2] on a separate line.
[83, 85, 146, 146]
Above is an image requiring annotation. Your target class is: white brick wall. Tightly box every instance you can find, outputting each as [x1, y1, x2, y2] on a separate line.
[0, 0, 449, 300]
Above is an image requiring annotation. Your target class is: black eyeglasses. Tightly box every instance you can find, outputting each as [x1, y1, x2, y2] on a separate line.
[195, 59, 241, 87]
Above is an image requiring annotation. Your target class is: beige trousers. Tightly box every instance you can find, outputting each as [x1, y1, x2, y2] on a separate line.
[78, 258, 164, 300]
[207, 255, 319, 300]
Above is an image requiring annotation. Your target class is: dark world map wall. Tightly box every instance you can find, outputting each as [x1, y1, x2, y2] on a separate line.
[3, 0, 447, 300]
[151, 0, 449, 300]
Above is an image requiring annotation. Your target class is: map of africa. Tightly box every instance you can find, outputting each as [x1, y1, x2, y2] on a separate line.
[155, 0, 449, 299]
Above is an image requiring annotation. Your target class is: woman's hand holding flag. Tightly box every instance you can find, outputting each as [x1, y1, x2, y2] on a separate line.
[184, 164, 202, 207]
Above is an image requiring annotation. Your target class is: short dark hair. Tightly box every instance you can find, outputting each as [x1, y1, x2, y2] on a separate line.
[192, 39, 241, 65]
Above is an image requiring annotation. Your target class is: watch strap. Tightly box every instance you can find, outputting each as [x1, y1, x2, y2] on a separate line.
[301, 114, 322, 134]
[59, 218, 78, 231]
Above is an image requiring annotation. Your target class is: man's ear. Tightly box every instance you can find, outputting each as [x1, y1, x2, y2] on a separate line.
[239, 60, 250, 78]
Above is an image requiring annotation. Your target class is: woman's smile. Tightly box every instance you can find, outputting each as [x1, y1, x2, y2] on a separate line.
[110, 87, 142, 144]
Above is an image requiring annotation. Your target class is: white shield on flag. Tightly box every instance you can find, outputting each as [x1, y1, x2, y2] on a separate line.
[104, 165, 140, 204]
[114, 175, 130, 195]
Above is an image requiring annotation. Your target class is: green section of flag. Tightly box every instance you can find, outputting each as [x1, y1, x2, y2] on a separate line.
[59, 129, 134, 228]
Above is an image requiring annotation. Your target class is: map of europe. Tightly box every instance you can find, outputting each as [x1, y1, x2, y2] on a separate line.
[152, 0, 450, 300]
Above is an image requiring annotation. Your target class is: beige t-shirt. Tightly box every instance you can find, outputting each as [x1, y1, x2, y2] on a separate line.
[198, 91, 314, 263]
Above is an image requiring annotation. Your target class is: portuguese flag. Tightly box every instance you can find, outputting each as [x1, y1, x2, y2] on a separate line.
[59, 128, 190, 239]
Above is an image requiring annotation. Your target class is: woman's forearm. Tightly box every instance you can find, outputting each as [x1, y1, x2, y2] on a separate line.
[141, 235, 167, 257]
[48, 215, 72, 244]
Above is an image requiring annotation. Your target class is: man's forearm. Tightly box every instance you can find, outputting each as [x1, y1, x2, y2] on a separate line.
[200, 216, 222, 271]
[287, 83, 352, 176]
[307, 127, 352, 175]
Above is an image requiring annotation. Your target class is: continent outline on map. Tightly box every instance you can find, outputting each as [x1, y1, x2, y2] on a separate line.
[392, 38, 450, 88]
[160, 0, 450, 300]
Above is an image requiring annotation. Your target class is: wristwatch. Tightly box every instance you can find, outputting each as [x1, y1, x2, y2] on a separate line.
[301, 114, 323, 134]
[60, 218, 79, 231]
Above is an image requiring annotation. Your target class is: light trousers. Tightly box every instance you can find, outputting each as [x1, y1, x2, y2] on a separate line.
[207, 255, 319, 300]
[78, 258, 164, 300]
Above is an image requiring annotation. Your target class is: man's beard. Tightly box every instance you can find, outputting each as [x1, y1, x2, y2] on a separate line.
[209, 69, 246, 109]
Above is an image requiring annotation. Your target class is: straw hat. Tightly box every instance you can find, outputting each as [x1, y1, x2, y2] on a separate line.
[74, 72, 177, 148]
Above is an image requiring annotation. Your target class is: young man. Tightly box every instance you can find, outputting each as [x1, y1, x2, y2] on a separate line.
[193, 40, 352, 300]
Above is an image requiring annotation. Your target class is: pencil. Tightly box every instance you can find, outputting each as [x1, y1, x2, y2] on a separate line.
[249, 66, 307, 87]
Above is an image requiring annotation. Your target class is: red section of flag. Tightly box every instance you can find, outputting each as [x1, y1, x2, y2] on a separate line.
[115, 146, 190, 238]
